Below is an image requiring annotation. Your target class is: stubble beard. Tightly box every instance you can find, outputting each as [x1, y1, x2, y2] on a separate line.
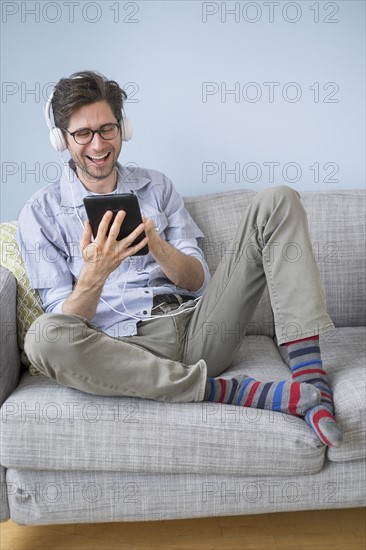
[73, 150, 119, 186]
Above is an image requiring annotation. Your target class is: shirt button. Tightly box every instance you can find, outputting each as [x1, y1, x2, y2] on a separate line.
[144, 290, 149, 294]
[143, 310, 148, 315]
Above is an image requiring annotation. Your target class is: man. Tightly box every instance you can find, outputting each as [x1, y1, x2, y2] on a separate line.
[17, 71, 342, 447]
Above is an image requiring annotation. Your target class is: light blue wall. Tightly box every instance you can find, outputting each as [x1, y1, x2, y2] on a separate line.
[1, 0, 365, 221]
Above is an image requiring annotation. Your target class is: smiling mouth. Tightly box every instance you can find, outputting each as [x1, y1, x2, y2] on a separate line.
[86, 152, 111, 164]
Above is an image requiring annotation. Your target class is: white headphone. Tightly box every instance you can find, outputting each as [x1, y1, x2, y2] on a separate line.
[44, 87, 133, 152]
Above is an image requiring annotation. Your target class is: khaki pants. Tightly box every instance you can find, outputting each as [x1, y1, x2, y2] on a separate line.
[25, 186, 334, 402]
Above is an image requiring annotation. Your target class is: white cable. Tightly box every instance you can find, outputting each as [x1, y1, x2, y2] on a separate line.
[99, 295, 200, 321]
[61, 152, 85, 231]
[100, 260, 200, 321]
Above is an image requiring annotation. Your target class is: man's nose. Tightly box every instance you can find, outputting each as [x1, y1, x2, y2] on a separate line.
[90, 131, 105, 147]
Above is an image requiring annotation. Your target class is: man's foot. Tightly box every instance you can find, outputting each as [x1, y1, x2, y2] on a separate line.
[283, 335, 343, 447]
[305, 406, 343, 447]
[204, 375, 320, 416]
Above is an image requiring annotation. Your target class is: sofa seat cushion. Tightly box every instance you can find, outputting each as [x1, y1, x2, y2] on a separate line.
[324, 327, 366, 462]
[1, 337, 326, 477]
[229, 328, 366, 463]
[1, 329, 363, 474]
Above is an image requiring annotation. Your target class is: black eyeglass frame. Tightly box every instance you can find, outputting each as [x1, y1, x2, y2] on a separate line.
[63, 123, 121, 145]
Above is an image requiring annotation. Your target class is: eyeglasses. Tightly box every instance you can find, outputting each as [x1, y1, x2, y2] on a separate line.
[64, 123, 121, 145]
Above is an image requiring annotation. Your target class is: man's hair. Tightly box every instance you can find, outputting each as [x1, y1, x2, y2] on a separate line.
[52, 71, 127, 130]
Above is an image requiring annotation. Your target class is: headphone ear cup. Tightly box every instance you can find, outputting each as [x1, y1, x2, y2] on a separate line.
[121, 117, 133, 141]
[50, 128, 67, 152]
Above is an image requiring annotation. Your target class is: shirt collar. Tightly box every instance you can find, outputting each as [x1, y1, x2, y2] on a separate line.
[60, 159, 151, 207]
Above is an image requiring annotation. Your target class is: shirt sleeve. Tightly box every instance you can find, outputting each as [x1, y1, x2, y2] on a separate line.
[38, 285, 72, 313]
[171, 239, 211, 296]
[16, 199, 74, 290]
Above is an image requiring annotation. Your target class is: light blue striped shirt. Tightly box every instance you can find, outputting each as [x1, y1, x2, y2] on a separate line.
[16, 161, 210, 337]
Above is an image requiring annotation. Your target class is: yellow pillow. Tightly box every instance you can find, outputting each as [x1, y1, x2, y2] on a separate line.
[0, 221, 43, 374]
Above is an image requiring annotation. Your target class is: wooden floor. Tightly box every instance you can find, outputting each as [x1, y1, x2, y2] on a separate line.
[1, 508, 365, 550]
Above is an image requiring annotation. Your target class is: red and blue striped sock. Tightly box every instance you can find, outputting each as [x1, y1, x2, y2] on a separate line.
[204, 375, 320, 416]
[284, 336, 342, 447]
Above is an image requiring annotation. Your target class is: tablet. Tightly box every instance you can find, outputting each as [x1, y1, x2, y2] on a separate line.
[83, 193, 149, 255]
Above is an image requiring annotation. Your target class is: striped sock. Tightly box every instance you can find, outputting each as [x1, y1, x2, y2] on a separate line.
[204, 375, 320, 416]
[284, 336, 342, 447]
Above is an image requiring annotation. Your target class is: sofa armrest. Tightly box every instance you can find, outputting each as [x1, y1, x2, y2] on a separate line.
[0, 266, 21, 406]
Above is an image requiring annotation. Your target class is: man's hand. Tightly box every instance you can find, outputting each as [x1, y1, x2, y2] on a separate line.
[142, 216, 159, 250]
[62, 210, 148, 320]
[81, 210, 148, 281]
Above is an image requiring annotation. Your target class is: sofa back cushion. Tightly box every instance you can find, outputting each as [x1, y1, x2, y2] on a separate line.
[184, 189, 366, 329]
[301, 191, 365, 327]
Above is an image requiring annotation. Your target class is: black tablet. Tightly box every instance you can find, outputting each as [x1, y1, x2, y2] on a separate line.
[83, 193, 149, 255]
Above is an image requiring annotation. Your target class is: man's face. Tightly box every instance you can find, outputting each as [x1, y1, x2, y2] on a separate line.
[66, 100, 122, 186]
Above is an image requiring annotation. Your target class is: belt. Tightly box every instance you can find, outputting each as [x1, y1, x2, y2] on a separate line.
[152, 293, 194, 308]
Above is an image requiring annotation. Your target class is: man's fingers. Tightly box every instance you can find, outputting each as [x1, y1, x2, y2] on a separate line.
[123, 223, 146, 248]
[136, 235, 149, 253]
[80, 221, 92, 249]
[96, 210, 113, 240]
[113, 224, 148, 260]
[125, 235, 149, 258]
[82, 211, 147, 265]
[108, 210, 126, 241]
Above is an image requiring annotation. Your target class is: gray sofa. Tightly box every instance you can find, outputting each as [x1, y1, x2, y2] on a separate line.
[1, 188, 365, 525]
